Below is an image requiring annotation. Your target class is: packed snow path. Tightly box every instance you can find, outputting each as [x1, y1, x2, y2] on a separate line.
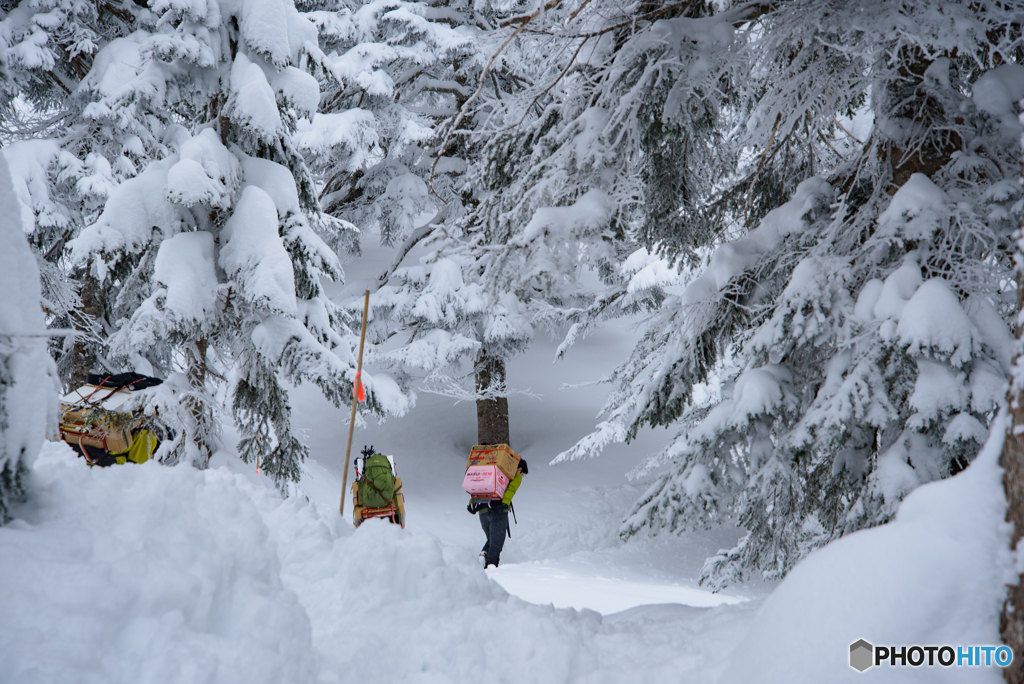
[488, 562, 744, 615]
[285, 323, 758, 617]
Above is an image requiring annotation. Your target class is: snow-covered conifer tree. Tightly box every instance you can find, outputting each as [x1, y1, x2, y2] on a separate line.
[540, 0, 1023, 588]
[0, 0, 147, 387]
[300, 0, 545, 444]
[298, 0, 479, 245]
[394, 1, 772, 444]
[0, 154, 58, 522]
[64, 0, 411, 484]
[370, 219, 535, 444]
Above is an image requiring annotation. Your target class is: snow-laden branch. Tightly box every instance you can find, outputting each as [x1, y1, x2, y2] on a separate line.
[420, 378, 541, 405]
[0, 329, 78, 338]
[429, 0, 568, 198]
[377, 205, 450, 286]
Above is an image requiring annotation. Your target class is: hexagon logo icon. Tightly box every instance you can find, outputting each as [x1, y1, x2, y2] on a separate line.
[850, 639, 874, 672]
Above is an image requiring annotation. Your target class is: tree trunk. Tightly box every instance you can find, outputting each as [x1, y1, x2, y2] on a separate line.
[475, 351, 510, 446]
[185, 337, 214, 468]
[68, 272, 105, 388]
[1001, 221, 1024, 684]
[1002, 399, 1024, 683]
[882, 47, 961, 195]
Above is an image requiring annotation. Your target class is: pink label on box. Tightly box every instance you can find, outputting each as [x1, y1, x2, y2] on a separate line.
[463, 465, 510, 498]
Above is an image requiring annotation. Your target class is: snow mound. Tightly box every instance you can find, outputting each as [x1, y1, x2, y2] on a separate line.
[3, 442, 754, 683]
[720, 412, 1013, 684]
[0, 442, 318, 684]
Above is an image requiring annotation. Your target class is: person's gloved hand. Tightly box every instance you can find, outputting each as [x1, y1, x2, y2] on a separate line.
[467, 503, 476, 514]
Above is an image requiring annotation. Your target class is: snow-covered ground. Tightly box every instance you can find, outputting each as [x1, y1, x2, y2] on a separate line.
[0, 368, 760, 684]
[4, 398, 1011, 683]
[1, 230, 1013, 683]
[3, 333, 1012, 683]
[286, 309, 761, 613]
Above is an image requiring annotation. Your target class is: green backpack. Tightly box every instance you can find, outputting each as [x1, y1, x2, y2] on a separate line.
[359, 454, 396, 508]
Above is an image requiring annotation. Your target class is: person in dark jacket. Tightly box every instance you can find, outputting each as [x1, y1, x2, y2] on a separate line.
[467, 458, 528, 568]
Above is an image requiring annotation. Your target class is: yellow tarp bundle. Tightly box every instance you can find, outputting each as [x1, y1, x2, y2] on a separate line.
[111, 430, 157, 465]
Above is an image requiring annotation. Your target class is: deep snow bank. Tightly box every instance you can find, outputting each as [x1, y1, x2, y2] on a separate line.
[2, 442, 753, 684]
[0, 442, 319, 684]
[720, 412, 1014, 684]
[6, 420, 1010, 684]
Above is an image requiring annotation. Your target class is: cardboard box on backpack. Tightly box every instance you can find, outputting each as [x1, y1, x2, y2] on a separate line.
[466, 444, 520, 481]
[463, 465, 510, 500]
[59, 404, 131, 453]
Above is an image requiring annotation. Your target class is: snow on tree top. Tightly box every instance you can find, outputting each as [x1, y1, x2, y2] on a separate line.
[220, 185, 298, 317]
[876, 173, 950, 241]
[942, 412, 989, 447]
[373, 329, 480, 373]
[194, 0, 318, 67]
[269, 66, 320, 118]
[329, 42, 400, 96]
[239, 155, 301, 218]
[70, 158, 183, 274]
[512, 189, 613, 249]
[690, 364, 793, 442]
[870, 254, 923, 322]
[153, 232, 220, 326]
[79, 36, 152, 102]
[167, 159, 230, 208]
[623, 247, 684, 294]
[1, 140, 77, 235]
[231, 53, 285, 141]
[966, 296, 1016, 373]
[897, 279, 981, 368]
[907, 359, 969, 431]
[482, 293, 533, 352]
[180, 129, 243, 192]
[973, 63, 1024, 117]
[294, 110, 379, 169]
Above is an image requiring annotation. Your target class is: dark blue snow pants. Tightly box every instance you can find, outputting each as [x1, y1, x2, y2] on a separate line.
[478, 507, 508, 567]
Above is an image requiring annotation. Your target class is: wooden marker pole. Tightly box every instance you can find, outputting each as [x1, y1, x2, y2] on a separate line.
[341, 290, 371, 518]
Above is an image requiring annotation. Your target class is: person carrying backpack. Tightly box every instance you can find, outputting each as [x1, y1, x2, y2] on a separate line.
[352, 447, 405, 528]
[467, 458, 528, 568]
